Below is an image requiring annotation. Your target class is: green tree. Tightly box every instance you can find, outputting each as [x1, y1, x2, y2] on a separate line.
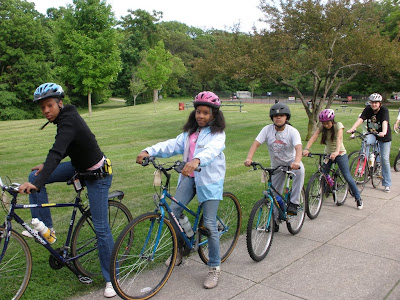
[136, 41, 173, 105]
[0, 0, 55, 120]
[128, 74, 146, 106]
[54, 0, 121, 114]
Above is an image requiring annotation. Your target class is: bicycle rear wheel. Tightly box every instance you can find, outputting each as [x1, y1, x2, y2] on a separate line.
[394, 151, 400, 172]
[305, 172, 323, 219]
[333, 171, 348, 206]
[246, 197, 274, 262]
[71, 200, 133, 277]
[349, 155, 367, 194]
[286, 188, 305, 235]
[0, 227, 32, 300]
[110, 212, 178, 300]
[198, 191, 241, 264]
[371, 153, 382, 188]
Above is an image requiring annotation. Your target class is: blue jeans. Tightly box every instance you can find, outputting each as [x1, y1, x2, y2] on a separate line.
[29, 161, 114, 282]
[171, 176, 221, 267]
[322, 154, 361, 200]
[366, 135, 391, 187]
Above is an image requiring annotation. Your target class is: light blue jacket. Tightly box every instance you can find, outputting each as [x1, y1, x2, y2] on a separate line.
[144, 126, 226, 202]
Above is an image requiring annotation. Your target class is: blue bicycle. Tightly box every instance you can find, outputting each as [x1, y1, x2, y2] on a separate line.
[110, 157, 241, 300]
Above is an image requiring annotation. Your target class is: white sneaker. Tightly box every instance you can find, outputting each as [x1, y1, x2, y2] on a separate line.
[104, 282, 116, 298]
[384, 186, 390, 193]
[203, 266, 221, 289]
[21, 230, 36, 238]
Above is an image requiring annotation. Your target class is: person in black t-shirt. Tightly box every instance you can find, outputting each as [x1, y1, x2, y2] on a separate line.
[347, 93, 392, 193]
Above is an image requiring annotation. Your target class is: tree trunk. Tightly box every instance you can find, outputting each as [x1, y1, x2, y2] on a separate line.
[133, 95, 137, 106]
[88, 91, 92, 116]
[153, 89, 158, 102]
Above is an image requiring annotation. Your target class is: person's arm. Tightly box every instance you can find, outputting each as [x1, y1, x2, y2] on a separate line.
[302, 128, 321, 156]
[244, 140, 261, 167]
[378, 120, 388, 137]
[330, 127, 343, 160]
[347, 117, 364, 133]
[291, 144, 302, 170]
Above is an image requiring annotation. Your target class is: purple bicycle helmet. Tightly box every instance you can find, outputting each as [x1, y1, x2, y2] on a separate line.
[319, 109, 335, 122]
[194, 91, 221, 109]
[34, 83, 64, 102]
[368, 93, 382, 102]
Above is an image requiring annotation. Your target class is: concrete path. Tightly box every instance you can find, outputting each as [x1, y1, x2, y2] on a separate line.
[72, 170, 400, 300]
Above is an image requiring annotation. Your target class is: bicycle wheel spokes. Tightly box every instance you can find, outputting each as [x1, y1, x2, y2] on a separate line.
[286, 188, 305, 235]
[0, 227, 32, 300]
[371, 153, 382, 188]
[111, 212, 177, 300]
[349, 155, 367, 193]
[334, 172, 348, 206]
[246, 198, 274, 261]
[71, 200, 132, 277]
[305, 173, 323, 219]
[198, 192, 241, 264]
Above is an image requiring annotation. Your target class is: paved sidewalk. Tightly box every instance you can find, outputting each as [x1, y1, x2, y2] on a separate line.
[72, 170, 400, 300]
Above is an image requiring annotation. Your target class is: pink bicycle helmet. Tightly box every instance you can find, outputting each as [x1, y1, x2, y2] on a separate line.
[194, 91, 221, 109]
[319, 109, 335, 122]
[368, 93, 382, 102]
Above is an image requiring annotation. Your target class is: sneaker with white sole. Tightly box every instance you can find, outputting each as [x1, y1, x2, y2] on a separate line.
[165, 248, 183, 267]
[356, 199, 363, 210]
[104, 282, 116, 298]
[384, 186, 390, 193]
[203, 266, 221, 289]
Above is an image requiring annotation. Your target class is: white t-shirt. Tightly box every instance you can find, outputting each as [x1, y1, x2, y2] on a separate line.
[256, 124, 302, 167]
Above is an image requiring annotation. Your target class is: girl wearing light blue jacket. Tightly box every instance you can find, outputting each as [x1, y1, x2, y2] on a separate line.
[136, 91, 226, 289]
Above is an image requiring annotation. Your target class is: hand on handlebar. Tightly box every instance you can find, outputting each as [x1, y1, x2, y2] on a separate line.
[136, 151, 150, 165]
[244, 158, 253, 167]
[181, 159, 200, 176]
[18, 182, 38, 195]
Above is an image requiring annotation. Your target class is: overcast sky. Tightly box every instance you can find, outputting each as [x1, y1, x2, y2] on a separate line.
[30, 0, 266, 32]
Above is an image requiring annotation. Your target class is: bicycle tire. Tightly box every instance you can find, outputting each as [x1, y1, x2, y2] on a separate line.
[198, 191, 241, 264]
[394, 152, 400, 172]
[110, 212, 178, 300]
[371, 153, 382, 188]
[0, 227, 32, 300]
[349, 155, 367, 194]
[246, 197, 274, 262]
[71, 200, 133, 277]
[347, 150, 358, 162]
[305, 172, 323, 219]
[286, 188, 305, 234]
[334, 170, 348, 206]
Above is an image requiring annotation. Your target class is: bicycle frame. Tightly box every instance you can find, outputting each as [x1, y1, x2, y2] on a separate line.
[351, 132, 380, 178]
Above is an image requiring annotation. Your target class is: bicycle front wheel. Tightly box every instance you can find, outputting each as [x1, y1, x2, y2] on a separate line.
[394, 151, 400, 172]
[305, 172, 323, 219]
[246, 197, 274, 262]
[71, 200, 133, 277]
[110, 212, 178, 300]
[0, 227, 32, 300]
[333, 171, 349, 206]
[371, 153, 382, 188]
[349, 155, 367, 194]
[286, 188, 305, 235]
[198, 191, 242, 264]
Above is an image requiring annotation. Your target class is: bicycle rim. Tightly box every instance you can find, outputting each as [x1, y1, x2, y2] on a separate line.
[349, 155, 367, 193]
[198, 192, 242, 264]
[334, 172, 348, 206]
[305, 173, 323, 219]
[371, 154, 382, 188]
[286, 188, 305, 234]
[394, 153, 400, 172]
[71, 200, 133, 277]
[110, 212, 177, 300]
[246, 198, 274, 262]
[0, 227, 32, 300]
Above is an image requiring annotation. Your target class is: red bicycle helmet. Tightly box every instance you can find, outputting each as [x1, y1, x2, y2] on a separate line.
[194, 91, 221, 109]
[319, 109, 335, 122]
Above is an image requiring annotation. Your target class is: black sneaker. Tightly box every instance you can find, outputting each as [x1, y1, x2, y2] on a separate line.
[356, 198, 363, 210]
[274, 221, 279, 232]
[287, 202, 299, 215]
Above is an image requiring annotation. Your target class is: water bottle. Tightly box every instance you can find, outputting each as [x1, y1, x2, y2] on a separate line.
[275, 195, 285, 211]
[325, 174, 334, 188]
[368, 153, 375, 167]
[179, 214, 194, 237]
[31, 218, 56, 244]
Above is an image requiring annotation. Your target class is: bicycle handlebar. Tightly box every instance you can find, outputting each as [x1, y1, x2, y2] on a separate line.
[250, 162, 296, 176]
[349, 130, 378, 140]
[142, 156, 201, 173]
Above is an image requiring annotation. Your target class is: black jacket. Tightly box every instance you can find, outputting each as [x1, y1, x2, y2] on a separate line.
[33, 105, 103, 188]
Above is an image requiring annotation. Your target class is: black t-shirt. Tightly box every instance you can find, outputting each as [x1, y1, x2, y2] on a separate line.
[360, 105, 391, 142]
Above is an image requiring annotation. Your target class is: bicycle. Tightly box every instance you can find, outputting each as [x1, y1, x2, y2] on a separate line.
[349, 131, 382, 191]
[110, 156, 241, 300]
[246, 162, 305, 262]
[305, 153, 349, 219]
[393, 124, 400, 172]
[0, 172, 132, 300]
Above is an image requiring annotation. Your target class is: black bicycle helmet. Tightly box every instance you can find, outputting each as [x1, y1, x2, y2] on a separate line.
[270, 103, 291, 121]
[33, 83, 65, 102]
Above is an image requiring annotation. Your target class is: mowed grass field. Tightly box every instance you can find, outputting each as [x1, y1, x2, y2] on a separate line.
[1, 98, 399, 299]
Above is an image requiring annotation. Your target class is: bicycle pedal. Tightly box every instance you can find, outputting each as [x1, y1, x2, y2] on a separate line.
[78, 275, 93, 284]
[199, 226, 211, 236]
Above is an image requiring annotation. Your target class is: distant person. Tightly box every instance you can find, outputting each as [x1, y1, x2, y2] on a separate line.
[136, 91, 226, 289]
[18, 83, 116, 298]
[347, 93, 391, 193]
[303, 109, 363, 209]
[244, 103, 305, 219]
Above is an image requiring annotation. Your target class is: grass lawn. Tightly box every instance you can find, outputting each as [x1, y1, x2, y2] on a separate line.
[1, 98, 399, 299]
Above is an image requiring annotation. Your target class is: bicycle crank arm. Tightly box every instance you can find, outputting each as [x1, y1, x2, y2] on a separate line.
[65, 262, 93, 284]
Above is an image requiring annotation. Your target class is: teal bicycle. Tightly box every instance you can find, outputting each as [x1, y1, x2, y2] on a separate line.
[110, 156, 241, 300]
